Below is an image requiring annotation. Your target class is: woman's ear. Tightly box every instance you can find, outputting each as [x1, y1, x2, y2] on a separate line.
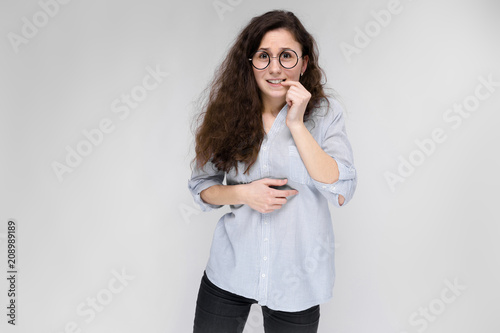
[301, 55, 309, 74]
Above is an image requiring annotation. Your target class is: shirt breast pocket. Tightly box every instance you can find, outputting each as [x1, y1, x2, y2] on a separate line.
[288, 146, 311, 185]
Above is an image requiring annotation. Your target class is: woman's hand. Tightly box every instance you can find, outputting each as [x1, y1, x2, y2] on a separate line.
[241, 178, 298, 213]
[281, 80, 311, 129]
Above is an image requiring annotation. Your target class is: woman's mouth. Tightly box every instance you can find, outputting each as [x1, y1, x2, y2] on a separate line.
[266, 79, 286, 86]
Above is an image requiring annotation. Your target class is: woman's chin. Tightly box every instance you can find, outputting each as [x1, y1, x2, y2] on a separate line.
[262, 91, 286, 102]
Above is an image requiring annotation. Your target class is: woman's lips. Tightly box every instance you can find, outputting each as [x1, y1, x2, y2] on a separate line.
[266, 79, 286, 87]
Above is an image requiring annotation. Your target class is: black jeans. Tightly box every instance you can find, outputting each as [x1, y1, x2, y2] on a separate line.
[193, 272, 320, 333]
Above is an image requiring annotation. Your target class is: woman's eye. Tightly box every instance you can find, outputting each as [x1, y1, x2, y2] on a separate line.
[258, 53, 269, 59]
[281, 52, 292, 59]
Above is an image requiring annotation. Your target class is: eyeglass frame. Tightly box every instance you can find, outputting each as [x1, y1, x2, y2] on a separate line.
[248, 49, 304, 70]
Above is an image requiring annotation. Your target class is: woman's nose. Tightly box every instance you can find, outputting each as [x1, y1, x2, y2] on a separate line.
[268, 57, 282, 73]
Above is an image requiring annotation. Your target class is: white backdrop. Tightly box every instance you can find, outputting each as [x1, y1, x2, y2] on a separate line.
[1, 0, 499, 332]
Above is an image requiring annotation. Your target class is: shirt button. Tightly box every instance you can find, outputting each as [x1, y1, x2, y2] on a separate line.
[262, 146, 267, 150]
[261, 274, 266, 278]
[263, 257, 268, 261]
[264, 238, 269, 242]
[322, 185, 327, 189]
[263, 165, 267, 169]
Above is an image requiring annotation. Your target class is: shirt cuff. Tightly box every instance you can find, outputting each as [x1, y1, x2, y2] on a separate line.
[188, 179, 224, 212]
[311, 159, 356, 207]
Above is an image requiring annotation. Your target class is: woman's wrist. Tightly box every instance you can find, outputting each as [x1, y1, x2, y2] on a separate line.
[286, 119, 306, 133]
[201, 184, 247, 206]
[235, 183, 248, 206]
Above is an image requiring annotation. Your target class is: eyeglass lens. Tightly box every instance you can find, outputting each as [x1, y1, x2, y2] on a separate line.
[251, 50, 299, 70]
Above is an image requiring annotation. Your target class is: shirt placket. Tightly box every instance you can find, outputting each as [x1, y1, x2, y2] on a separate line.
[258, 136, 271, 302]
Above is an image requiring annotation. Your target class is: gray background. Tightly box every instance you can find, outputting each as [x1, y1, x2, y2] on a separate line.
[1, 0, 499, 332]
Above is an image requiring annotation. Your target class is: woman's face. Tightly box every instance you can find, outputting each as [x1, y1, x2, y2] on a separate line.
[252, 28, 308, 107]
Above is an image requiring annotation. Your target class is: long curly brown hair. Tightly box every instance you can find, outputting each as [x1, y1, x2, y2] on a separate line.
[193, 10, 330, 174]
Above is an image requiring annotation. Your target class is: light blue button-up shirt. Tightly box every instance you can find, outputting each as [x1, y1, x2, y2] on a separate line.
[188, 98, 357, 311]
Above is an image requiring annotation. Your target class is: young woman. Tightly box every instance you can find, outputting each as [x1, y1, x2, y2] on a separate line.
[188, 10, 357, 333]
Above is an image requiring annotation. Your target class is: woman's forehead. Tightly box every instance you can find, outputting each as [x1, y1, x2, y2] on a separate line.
[258, 29, 300, 49]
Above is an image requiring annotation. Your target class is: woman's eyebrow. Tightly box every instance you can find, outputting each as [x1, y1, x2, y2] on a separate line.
[258, 47, 293, 51]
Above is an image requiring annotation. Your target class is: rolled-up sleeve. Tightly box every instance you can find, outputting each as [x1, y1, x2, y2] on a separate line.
[312, 100, 357, 207]
[188, 161, 225, 212]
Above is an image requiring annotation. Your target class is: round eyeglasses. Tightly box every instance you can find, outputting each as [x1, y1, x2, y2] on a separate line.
[249, 49, 303, 70]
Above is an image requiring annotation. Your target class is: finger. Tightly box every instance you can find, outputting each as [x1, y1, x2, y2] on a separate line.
[280, 80, 300, 87]
[270, 204, 283, 211]
[261, 204, 282, 213]
[262, 178, 288, 186]
[274, 189, 298, 198]
[285, 91, 300, 105]
[286, 88, 302, 100]
[272, 197, 288, 205]
[285, 190, 299, 197]
[286, 93, 293, 107]
[286, 89, 308, 101]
